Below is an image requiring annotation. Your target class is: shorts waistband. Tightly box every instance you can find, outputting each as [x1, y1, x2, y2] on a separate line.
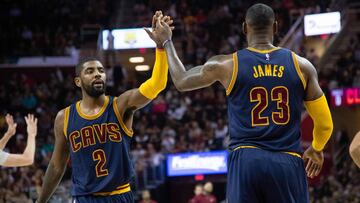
[233, 145, 302, 158]
[93, 183, 131, 196]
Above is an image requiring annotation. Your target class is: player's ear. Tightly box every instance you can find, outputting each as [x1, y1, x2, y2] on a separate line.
[74, 77, 81, 88]
[242, 22, 247, 35]
[273, 21, 278, 35]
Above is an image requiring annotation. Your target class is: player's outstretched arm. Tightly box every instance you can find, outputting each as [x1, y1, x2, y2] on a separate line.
[0, 114, 17, 150]
[37, 110, 70, 203]
[114, 12, 174, 131]
[166, 44, 232, 92]
[297, 54, 333, 178]
[156, 17, 233, 92]
[0, 114, 38, 167]
[350, 131, 360, 168]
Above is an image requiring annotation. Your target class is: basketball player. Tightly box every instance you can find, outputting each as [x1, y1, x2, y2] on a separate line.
[154, 4, 333, 203]
[0, 114, 38, 167]
[36, 12, 173, 203]
[350, 131, 360, 168]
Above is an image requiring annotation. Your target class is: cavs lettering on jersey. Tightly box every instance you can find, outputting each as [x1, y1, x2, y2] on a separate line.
[227, 47, 306, 154]
[64, 96, 134, 196]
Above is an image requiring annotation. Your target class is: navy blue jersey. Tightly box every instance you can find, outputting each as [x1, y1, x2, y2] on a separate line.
[227, 47, 306, 154]
[64, 96, 134, 196]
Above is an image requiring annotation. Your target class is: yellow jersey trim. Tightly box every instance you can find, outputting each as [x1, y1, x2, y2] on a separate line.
[233, 146, 258, 150]
[285, 152, 302, 158]
[247, 47, 281, 54]
[291, 52, 307, 90]
[226, 53, 238, 96]
[233, 145, 301, 158]
[93, 183, 131, 196]
[76, 96, 109, 120]
[113, 97, 134, 137]
[63, 107, 70, 139]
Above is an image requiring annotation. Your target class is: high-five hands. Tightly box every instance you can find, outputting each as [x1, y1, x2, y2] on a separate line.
[144, 10, 174, 48]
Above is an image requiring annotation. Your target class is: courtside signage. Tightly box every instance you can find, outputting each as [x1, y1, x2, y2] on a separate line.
[167, 151, 227, 177]
[330, 87, 360, 107]
[102, 28, 156, 50]
[304, 12, 341, 36]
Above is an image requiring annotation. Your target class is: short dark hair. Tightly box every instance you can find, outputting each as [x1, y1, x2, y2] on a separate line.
[75, 57, 101, 76]
[245, 3, 275, 30]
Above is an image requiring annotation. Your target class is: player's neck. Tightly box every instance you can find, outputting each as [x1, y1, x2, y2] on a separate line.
[81, 94, 107, 108]
[247, 35, 275, 50]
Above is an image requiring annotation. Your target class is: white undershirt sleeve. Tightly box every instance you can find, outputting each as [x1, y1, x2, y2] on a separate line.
[0, 150, 9, 165]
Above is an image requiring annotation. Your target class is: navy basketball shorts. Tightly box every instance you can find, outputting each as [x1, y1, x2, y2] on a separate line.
[226, 148, 309, 203]
[73, 191, 134, 203]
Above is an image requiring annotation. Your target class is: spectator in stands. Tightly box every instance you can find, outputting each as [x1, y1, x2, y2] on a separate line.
[147, 143, 164, 168]
[189, 184, 205, 203]
[353, 70, 360, 87]
[161, 132, 175, 153]
[203, 182, 217, 203]
[139, 190, 157, 203]
[106, 29, 116, 67]
[214, 119, 228, 149]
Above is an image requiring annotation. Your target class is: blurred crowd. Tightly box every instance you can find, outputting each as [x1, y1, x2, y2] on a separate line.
[0, 0, 113, 63]
[1, 0, 360, 202]
[317, 35, 360, 92]
[310, 159, 360, 203]
[130, 0, 306, 66]
[0, 0, 330, 63]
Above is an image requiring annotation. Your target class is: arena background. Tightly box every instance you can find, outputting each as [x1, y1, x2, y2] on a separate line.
[0, 0, 360, 202]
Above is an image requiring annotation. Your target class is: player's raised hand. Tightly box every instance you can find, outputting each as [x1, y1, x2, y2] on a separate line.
[25, 114, 38, 137]
[4, 114, 17, 137]
[144, 10, 174, 48]
[157, 16, 173, 45]
[302, 145, 324, 178]
[162, 15, 174, 30]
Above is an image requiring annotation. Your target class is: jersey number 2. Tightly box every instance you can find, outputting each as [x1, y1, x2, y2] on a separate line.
[92, 149, 109, 177]
[250, 86, 290, 126]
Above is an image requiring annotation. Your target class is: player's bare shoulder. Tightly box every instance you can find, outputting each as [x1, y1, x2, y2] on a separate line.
[206, 54, 233, 70]
[294, 53, 324, 100]
[205, 54, 234, 88]
[294, 53, 318, 82]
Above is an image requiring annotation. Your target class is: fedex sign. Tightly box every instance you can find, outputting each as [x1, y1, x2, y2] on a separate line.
[167, 151, 227, 177]
[330, 88, 360, 107]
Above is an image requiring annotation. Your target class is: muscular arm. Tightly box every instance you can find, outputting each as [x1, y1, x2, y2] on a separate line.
[113, 11, 173, 120]
[37, 110, 70, 203]
[116, 48, 168, 112]
[297, 55, 323, 101]
[164, 41, 233, 91]
[115, 48, 168, 132]
[117, 89, 151, 123]
[297, 55, 333, 151]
